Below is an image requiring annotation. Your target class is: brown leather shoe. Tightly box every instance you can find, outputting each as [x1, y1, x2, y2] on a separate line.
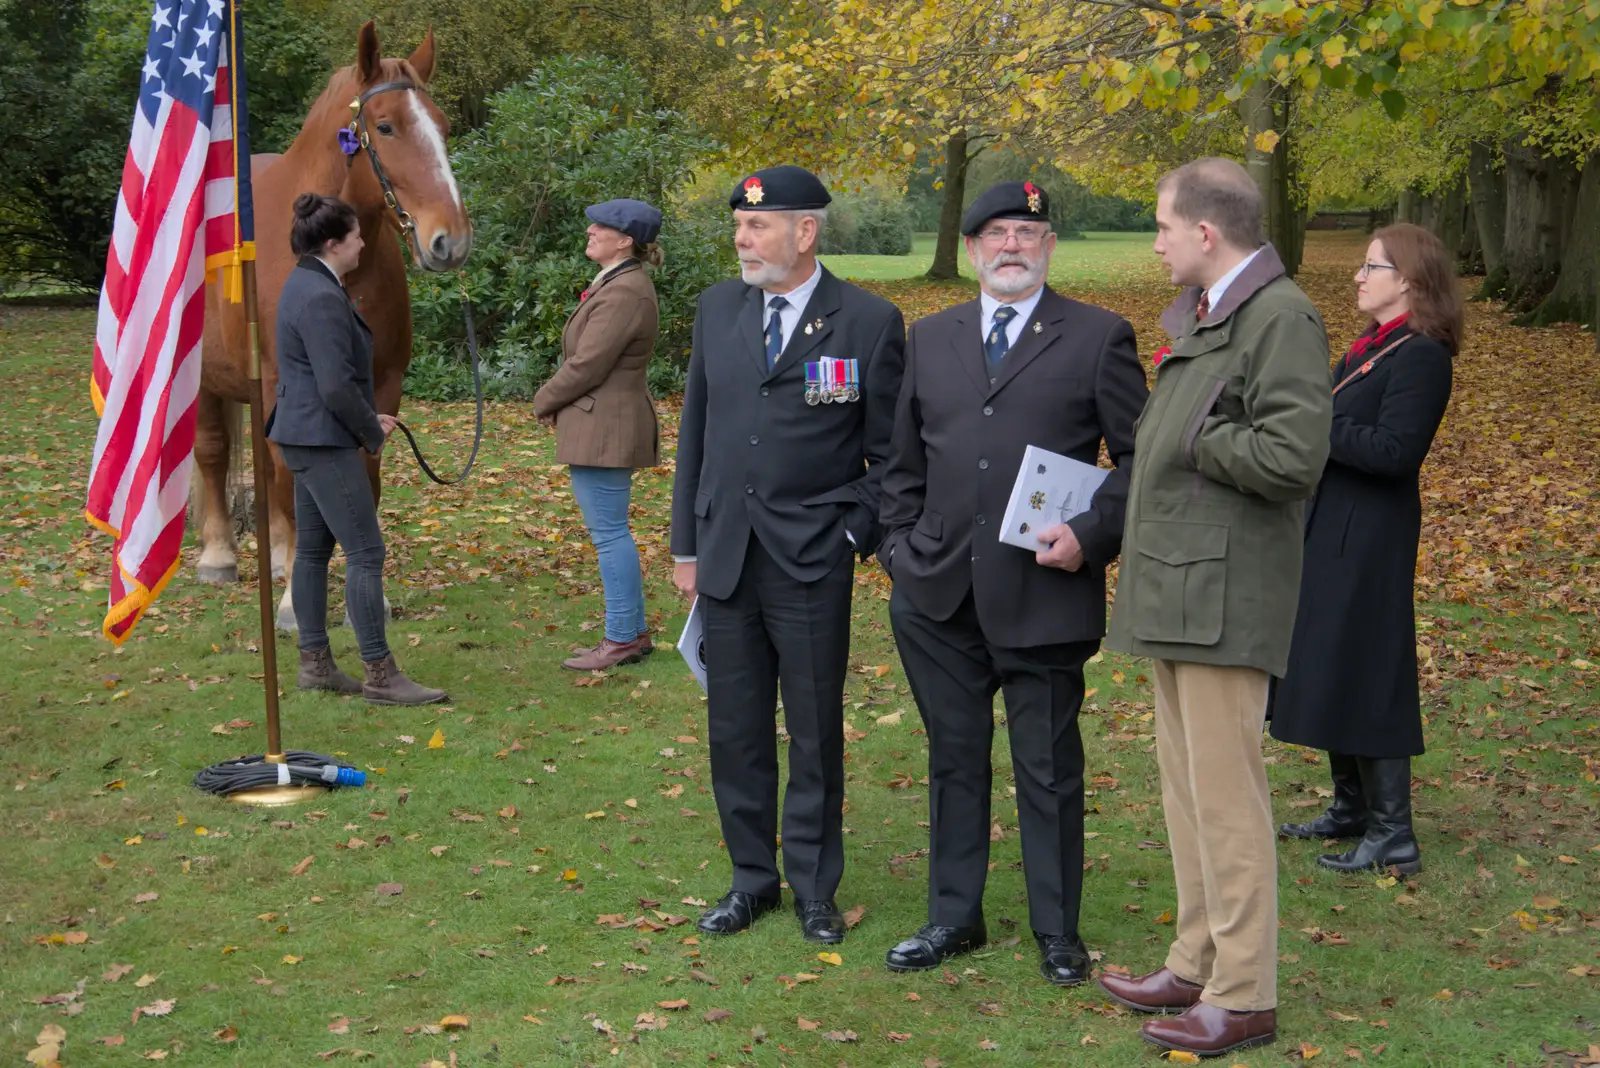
[1141, 1002, 1276, 1058]
[298, 646, 363, 694]
[637, 631, 655, 655]
[362, 654, 448, 706]
[1098, 966, 1204, 1014]
[562, 636, 648, 671]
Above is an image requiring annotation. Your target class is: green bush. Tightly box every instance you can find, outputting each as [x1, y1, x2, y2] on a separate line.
[818, 189, 914, 255]
[407, 56, 732, 401]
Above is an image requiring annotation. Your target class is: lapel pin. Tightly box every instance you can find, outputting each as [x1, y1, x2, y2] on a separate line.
[804, 323, 814, 335]
[1033, 321, 1042, 334]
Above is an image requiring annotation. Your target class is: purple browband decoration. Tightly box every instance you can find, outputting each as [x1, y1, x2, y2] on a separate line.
[337, 128, 360, 156]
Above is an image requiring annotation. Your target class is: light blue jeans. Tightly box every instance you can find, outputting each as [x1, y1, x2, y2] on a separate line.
[569, 465, 646, 643]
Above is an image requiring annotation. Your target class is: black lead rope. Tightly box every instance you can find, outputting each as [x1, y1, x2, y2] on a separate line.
[392, 292, 484, 486]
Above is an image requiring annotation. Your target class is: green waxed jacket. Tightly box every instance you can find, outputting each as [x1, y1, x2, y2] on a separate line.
[1106, 244, 1333, 677]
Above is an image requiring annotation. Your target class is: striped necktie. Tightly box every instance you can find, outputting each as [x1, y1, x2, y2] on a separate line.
[1196, 293, 1211, 322]
[985, 305, 1017, 365]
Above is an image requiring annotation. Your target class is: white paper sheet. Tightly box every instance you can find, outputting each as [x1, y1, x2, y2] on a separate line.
[998, 444, 1110, 551]
[677, 597, 708, 692]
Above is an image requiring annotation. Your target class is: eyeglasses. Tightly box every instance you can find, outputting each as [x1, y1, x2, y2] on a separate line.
[977, 226, 1048, 247]
[1356, 261, 1397, 277]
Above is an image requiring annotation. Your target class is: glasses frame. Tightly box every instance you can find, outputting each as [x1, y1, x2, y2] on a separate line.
[1357, 261, 1398, 278]
[976, 225, 1050, 248]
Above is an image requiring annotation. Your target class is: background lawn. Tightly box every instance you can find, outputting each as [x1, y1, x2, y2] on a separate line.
[2, 233, 1596, 1067]
[822, 231, 1165, 292]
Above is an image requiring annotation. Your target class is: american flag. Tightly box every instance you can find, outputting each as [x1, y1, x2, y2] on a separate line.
[87, 0, 253, 645]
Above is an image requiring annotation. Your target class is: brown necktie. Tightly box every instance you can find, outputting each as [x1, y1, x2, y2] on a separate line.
[1196, 293, 1211, 322]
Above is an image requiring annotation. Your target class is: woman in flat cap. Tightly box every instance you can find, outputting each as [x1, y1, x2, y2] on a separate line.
[534, 198, 664, 670]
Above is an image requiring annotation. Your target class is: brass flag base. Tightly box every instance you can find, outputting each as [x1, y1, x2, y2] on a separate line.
[226, 783, 330, 807]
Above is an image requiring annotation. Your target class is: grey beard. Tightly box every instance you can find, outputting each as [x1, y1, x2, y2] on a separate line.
[980, 258, 1046, 296]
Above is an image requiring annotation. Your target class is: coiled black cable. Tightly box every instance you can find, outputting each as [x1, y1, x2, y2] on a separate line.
[192, 751, 365, 796]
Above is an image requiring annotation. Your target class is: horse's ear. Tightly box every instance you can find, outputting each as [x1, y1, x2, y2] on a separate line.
[407, 28, 436, 86]
[356, 20, 381, 84]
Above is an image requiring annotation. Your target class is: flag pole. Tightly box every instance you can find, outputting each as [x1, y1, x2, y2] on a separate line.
[241, 258, 289, 765]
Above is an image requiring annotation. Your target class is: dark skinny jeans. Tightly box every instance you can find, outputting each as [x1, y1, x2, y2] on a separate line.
[277, 444, 390, 662]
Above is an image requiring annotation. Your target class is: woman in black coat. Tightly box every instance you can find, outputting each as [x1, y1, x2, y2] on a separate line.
[1269, 222, 1460, 875]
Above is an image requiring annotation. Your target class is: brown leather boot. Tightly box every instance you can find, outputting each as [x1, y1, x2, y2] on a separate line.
[1141, 1002, 1276, 1057]
[637, 631, 655, 655]
[298, 646, 363, 695]
[562, 636, 649, 671]
[362, 654, 448, 706]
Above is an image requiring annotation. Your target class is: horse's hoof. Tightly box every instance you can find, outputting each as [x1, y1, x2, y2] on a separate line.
[275, 604, 299, 633]
[197, 564, 239, 585]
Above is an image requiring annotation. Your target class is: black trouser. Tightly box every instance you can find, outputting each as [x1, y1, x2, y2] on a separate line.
[701, 534, 854, 902]
[890, 585, 1096, 936]
[278, 444, 389, 662]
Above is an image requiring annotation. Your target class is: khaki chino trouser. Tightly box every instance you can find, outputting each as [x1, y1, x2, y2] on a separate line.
[1152, 659, 1277, 1012]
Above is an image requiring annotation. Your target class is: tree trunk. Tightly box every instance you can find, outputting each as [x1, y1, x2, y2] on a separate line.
[1500, 138, 1578, 311]
[926, 128, 971, 282]
[1458, 197, 1483, 274]
[1519, 150, 1600, 328]
[1468, 141, 1506, 296]
[1240, 80, 1304, 277]
[1430, 176, 1467, 258]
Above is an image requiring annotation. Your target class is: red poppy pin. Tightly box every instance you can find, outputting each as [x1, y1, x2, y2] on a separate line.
[579, 288, 591, 302]
[743, 176, 765, 205]
[1024, 181, 1042, 213]
[1152, 345, 1172, 369]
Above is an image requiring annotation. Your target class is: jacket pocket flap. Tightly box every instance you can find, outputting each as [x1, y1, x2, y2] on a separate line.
[1135, 520, 1228, 565]
[1173, 322, 1232, 358]
[572, 394, 596, 412]
[694, 490, 713, 518]
[914, 511, 943, 538]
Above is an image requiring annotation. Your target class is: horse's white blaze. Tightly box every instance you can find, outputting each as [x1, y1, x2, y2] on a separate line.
[407, 92, 462, 212]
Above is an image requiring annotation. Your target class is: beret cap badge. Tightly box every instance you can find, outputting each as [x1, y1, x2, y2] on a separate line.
[743, 177, 765, 205]
[1024, 181, 1042, 214]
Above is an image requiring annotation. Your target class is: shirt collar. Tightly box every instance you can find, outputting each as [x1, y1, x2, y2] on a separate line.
[764, 259, 823, 313]
[979, 285, 1045, 328]
[1205, 246, 1262, 311]
[312, 255, 344, 287]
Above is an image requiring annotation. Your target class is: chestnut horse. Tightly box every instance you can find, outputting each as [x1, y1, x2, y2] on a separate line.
[194, 22, 471, 631]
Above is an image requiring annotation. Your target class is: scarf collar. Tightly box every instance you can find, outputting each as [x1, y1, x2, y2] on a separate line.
[1345, 314, 1410, 368]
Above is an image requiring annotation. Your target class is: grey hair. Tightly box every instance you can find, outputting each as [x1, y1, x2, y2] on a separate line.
[792, 207, 828, 236]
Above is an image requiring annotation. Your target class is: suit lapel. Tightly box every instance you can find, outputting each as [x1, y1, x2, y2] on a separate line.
[988, 288, 1063, 396]
[943, 299, 989, 396]
[769, 268, 842, 379]
[737, 286, 768, 377]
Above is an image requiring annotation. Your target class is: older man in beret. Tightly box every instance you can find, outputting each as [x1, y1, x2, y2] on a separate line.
[877, 180, 1148, 983]
[670, 165, 907, 943]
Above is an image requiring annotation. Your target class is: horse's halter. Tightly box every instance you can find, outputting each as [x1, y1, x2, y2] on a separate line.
[340, 78, 429, 251]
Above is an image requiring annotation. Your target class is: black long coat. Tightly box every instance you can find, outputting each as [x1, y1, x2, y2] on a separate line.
[1268, 332, 1453, 757]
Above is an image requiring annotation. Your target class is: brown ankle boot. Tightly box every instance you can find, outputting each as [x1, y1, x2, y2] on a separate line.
[362, 654, 448, 706]
[298, 647, 363, 694]
[562, 636, 649, 671]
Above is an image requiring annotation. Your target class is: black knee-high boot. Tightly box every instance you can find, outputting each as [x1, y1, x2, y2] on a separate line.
[1281, 752, 1367, 839]
[1317, 757, 1421, 874]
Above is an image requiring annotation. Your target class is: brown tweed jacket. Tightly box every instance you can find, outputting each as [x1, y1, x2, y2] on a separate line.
[533, 260, 660, 469]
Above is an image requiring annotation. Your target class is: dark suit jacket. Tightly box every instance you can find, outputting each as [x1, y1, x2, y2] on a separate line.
[266, 257, 384, 452]
[878, 286, 1148, 648]
[670, 265, 907, 600]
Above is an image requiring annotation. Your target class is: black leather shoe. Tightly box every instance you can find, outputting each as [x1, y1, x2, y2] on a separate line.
[885, 922, 987, 972]
[696, 891, 780, 935]
[795, 898, 846, 943]
[1035, 932, 1092, 986]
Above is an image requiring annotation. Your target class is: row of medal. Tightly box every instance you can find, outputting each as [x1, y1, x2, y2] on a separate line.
[804, 359, 861, 405]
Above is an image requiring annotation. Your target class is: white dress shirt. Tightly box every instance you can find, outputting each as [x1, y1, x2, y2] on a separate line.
[1204, 246, 1262, 315]
[764, 259, 824, 355]
[673, 261, 829, 564]
[979, 286, 1045, 354]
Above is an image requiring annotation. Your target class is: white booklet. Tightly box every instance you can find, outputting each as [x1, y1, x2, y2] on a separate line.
[677, 597, 708, 692]
[998, 445, 1110, 551]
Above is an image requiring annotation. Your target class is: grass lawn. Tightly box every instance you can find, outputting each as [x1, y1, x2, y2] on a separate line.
[823, 232, 1166, 293]
[2, 233, 1597, 1067]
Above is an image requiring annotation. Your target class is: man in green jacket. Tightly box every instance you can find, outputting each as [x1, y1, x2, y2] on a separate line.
[1099, 158, 1332, 1058]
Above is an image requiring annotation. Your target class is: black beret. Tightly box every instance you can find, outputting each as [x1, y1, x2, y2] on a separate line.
[729, 165, 832, 211]
[585, 198, 662, 246]
[960, 180, 1051, 236]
